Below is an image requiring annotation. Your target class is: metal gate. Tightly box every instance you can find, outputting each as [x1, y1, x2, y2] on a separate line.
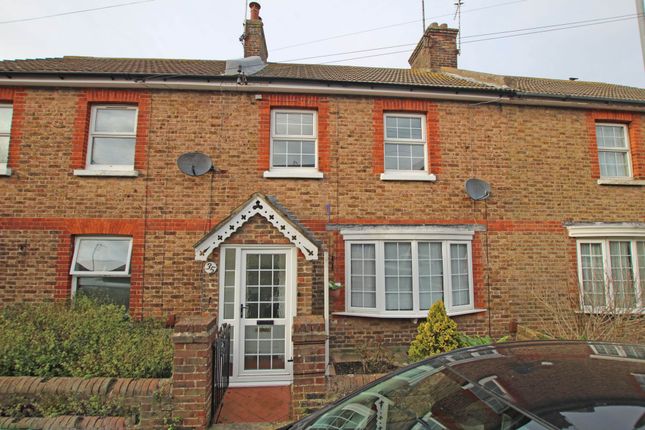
[211, 323, 231, 425]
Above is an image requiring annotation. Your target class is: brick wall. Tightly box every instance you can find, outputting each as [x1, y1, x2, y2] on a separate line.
[0, 87, 643, 351]
[0, 376, 170, 429]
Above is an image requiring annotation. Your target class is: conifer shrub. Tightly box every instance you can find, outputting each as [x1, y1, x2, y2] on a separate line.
[408, 300, 460, 362]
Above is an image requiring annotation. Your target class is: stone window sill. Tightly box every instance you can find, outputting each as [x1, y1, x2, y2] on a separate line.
[597, 178, 645, 186]
[263, 170, 324, 179]
[380, 172, 437, 182]
[0, 165, 11, 176]
[333, 308, 486, 319]
[74, 169, 139, 177]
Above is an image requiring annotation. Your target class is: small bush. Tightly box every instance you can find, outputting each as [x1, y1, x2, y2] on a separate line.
[0, 297, 173, 378]
[408, 300, 460, 362]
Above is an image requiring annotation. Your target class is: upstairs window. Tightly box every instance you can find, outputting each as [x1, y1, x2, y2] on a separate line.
[596, 123, 631, 178]
[0, 104, 13, 175]
[380, 113, 436, 181]
[266, 109, 321, 178]
[86, 106, 138, 170]
[384, 113, 426, 172]
[70, 236, 133, 309]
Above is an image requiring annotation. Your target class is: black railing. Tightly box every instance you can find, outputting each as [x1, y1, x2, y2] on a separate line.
[211, 323, 231, 425]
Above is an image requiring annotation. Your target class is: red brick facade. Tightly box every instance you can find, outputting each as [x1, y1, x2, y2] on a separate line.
[0, 86, 644, 362]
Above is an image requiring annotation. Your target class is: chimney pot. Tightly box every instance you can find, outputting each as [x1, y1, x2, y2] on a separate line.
[440, 23, 448, 28]
[249, 2, 261, 20]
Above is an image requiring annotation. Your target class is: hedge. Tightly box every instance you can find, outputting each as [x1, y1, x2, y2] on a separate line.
[0, 297, 173, 378]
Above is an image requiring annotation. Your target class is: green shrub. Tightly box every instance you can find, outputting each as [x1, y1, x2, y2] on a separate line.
[408, 300, 460, 362]
[0, 297, 173, 378]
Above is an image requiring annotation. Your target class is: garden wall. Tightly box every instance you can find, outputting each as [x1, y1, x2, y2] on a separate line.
[0, 376, 171, 429]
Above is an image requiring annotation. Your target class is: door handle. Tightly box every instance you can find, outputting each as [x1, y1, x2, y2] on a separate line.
[240, 304, 247, 318]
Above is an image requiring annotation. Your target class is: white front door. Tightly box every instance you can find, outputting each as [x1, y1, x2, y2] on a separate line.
[219, 246, 294, 386]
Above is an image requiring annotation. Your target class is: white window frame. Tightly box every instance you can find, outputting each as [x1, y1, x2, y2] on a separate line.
[575, 238, 644, 313]
[0, 103, 13, 176]
[381, 112, 436, 182]
[340, 227, 479, 318]
[264, 109, 323, 179]
[84, 105, 138, 172]
[69, 236, 133, 302]
[596, 122, 632, 179]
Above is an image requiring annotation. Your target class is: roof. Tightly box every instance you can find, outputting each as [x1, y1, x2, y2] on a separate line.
[0, 56, 644, 103]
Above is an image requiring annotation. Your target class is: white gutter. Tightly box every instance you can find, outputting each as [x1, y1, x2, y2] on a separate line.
[323, 251, 330, 377]
[0, 77, 643, 112]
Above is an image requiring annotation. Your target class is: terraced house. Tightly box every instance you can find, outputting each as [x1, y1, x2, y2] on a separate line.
[0, 1, 644, 409]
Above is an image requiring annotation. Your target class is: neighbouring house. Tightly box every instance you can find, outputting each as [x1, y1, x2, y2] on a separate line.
[0, 0, 644, 410]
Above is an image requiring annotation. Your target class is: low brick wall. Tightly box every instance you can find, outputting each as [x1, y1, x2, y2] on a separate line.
[0, 376, 171, 429]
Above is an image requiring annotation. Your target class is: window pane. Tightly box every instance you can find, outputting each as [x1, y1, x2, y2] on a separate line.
[599, 151, 629, 177]
[350, 244, 376, 308]
[419, 242, 444, 310]
[385, 115, 424, 141]
[638, 242, 645, 297]
[596, 125, 627, 149]
[0, 135, 9, 164]
[384, 243, 413, 311]
[91, 137, 135, 166]
[450, 244, 470, 306]
[94, 108, 136, 133]
[275, 112, 315, 137]
[74, 238, 131, 273]
[272, 139, 316, 168]
[76, 276, 130, 309]
[384, 143, 425, 171]
[609, 241, 636, 308]
[580, 243, 606, 307]
[0, 106, 13, 133]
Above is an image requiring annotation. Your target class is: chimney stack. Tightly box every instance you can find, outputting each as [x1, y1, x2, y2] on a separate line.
[243, 2, 268, 63]
[408, 23, 459, 70]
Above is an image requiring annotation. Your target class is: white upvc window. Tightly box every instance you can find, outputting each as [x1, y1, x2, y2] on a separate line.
[342, 227, 476, 317]
[264, 109, 322, 179]
[0, 104, 13, 175]
[86, 105, 138, 171]
[381, 113, 435, 181]
[576, 238, 644, 312]
[69, 236, 133, 309]
[596, 123, 631, 178]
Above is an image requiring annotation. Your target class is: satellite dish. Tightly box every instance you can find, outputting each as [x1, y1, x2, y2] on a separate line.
[177, 152, 213, 177]
[465, 178, 491, 201]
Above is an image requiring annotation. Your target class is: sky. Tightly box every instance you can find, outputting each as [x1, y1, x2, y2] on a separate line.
[0, 0, 643, 87]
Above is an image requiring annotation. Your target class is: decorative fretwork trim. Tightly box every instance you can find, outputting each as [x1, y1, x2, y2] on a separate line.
[194, 194, 319, 261]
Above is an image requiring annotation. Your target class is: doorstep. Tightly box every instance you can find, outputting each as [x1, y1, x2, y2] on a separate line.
[216, 386, 292, 424]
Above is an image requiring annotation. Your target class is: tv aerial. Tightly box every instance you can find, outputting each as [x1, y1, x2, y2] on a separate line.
[465, 178, 491, 201]
[177, 152, 214, 177]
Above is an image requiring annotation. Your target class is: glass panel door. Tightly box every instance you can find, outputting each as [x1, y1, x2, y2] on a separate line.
[239, 250, 290, 377]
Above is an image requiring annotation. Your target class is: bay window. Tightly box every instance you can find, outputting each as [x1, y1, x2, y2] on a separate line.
[342, 227, 476, 317]
[568, 224, 645, 312]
